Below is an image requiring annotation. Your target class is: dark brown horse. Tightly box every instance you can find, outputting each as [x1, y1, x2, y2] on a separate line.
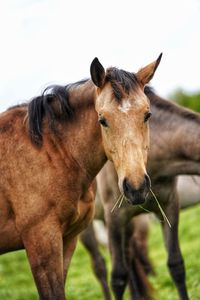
[81, 87, 200, 300]
[0, 56, 162, 299]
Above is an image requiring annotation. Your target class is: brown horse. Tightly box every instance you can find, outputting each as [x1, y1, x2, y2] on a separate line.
[0, 56, 162, 299]
[80, 87, 200, 300]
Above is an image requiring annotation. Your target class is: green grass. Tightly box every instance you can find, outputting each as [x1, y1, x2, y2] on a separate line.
[149, 204, 200, 300]
[0, 204, 200, 299]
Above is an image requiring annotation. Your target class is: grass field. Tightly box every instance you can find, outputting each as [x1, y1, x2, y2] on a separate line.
[0, 204, 200, 300]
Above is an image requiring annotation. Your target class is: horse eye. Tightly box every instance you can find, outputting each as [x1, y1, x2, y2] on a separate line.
[98, 117, 108, 127]
[144, 112, 152, 123]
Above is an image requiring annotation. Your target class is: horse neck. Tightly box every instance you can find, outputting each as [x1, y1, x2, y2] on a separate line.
[148, 94, 200, 178]
[60, 81, 107, 186]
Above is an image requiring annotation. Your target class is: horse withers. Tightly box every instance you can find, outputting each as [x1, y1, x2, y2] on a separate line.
[0, 56, 161, 299]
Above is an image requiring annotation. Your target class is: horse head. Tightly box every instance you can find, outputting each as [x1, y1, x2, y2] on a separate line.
[90, 55, 162, 204]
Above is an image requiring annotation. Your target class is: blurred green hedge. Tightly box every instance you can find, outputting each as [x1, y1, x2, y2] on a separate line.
[170, 89, 200, 113]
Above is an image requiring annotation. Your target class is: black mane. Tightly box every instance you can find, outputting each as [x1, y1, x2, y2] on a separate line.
[28, 68, 138, 146]
[145, 86, 200, 124]
[28, 79, 88, 145]
[27, 67, 139, 146]
[106, 67, 138, 101]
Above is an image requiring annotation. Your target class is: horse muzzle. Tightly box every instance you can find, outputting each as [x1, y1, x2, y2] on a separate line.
[122, 174, 151, 205]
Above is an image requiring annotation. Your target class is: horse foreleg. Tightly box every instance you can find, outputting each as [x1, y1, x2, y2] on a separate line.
[105, 210, 129, 300]
[22, 216, 65, 300]
[160, 190, 189, 300]
[123, 221, 153, 300]
[62, 184, 96, 285]
[63, 236, 78, 284]
[132, 215, 155, 275]
[80, 223, 111, 300]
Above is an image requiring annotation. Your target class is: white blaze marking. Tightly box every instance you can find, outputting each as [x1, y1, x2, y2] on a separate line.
[118, 99, 132, 113]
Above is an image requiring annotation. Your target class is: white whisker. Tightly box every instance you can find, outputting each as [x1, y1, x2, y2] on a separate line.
[111, 194, 123, 213]
[150, 188, 171, 228]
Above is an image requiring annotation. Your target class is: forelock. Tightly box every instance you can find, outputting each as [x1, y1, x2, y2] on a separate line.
[105, 67, 139, 101]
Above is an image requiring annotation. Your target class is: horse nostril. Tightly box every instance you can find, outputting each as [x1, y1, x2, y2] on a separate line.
[123, 175, 150, 195]
[123, 178, 132, 195]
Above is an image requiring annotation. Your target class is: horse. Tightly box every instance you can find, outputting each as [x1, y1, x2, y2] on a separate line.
[0, 56, 162, 300]
[80, 86, 200, 300]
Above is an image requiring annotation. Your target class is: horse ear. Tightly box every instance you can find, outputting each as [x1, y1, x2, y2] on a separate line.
[136, 53, 162, 86]
[90, 57, 106, 88]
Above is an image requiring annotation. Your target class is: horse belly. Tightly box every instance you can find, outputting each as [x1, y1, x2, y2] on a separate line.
[0, 219, 23, 254]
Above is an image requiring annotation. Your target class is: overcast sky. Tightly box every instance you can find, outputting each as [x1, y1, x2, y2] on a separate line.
[0, 0, 200, 112]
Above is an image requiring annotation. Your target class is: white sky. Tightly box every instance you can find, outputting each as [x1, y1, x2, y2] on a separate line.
[0, 0, 200, 111]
